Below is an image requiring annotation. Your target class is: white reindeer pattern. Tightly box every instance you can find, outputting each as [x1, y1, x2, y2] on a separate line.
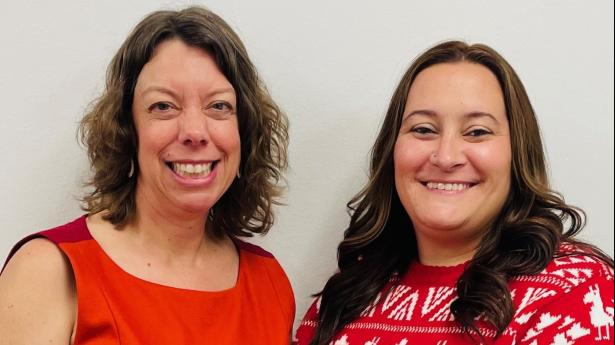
[583, 284, 614, 340]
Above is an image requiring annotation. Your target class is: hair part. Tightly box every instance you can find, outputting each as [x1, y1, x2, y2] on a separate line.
[78, 6, 288, 238]
[310, 40, 613, 345]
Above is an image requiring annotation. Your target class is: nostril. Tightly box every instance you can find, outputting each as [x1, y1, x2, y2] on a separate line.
[181, 137, 208, 146]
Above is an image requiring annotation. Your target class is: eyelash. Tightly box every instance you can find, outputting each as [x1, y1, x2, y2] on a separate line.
[409, 126, 492, 137]
[465, 128, 492, 137]
[410, 126, 436, 135]
[148, 102, 174, 112]
[148, 101, 234, 113]
[210, 102, 233, 112]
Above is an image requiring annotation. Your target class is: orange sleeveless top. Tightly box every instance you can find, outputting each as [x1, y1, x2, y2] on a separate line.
[4, 216, 295, 344]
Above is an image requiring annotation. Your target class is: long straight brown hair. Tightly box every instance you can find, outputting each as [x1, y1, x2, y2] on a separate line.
[309, 40, 614, 344]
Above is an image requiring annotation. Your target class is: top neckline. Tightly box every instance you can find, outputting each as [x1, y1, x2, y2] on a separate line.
[400, 260, 468, 285]
[79, 215, 245, 295]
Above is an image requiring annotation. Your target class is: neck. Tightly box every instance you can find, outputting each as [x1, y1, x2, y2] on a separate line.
[126, 184, 219, 262]
[414, 227, 485, 267]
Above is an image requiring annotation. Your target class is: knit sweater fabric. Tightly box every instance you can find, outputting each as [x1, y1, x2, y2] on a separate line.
[295, 252, 614, 345]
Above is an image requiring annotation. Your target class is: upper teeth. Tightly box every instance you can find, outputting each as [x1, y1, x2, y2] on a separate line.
[172, 162, 213, 177]
[426, 182, 470, 191]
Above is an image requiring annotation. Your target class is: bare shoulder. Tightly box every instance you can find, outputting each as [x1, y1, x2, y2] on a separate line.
[2, 238, 69, 273]
[0, 238, 76, 344]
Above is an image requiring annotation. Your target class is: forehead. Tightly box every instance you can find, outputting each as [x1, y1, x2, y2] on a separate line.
[405, 62, 506, 120]
[134, 39, 233, 94]
[142, 39, 222, 78]
[148, 38, 212, 65]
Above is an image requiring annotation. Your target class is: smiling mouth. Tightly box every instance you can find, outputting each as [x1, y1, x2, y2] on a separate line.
[166, 161, 218, 178]
[422, 181, 476, 191]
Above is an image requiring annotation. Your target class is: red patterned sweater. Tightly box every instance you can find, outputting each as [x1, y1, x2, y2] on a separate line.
[295, 253, 614, 345]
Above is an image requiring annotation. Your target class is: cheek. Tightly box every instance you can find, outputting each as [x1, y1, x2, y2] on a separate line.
[469, 141, 512, 183]
[210, 120, 241, 154]
[137, 122, 177, 153]
[393, 139, 430, 178]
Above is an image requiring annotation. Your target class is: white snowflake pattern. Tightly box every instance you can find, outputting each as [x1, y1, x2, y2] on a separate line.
[516, 311, 537, 325]
[333, 334, 350, 345]
[566, 323, 590, 339]
[522, 313, 562, 342]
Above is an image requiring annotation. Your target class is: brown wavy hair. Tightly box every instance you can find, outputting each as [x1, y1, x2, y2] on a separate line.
[310, 40, 614, 344]
[78, 6, 288, 238]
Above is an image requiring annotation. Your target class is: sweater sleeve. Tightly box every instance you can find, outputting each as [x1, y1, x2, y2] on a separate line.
[516, 274, 614, 345]
[293, 296, 320, 345]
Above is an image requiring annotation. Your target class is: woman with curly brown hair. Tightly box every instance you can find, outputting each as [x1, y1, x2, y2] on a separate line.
[295, 41, 614, 345]
[0, 6, 293, 344]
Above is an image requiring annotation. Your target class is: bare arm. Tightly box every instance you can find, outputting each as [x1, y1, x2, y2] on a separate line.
[0, 239, 76, 345]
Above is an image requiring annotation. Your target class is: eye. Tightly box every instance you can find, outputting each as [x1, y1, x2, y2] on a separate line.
[206, 101, 235, 120]
[465, 128, 492, 137]
[410, 125, 437, 135]
[148, 102, 174, 112]
[211, 102, 232, 112]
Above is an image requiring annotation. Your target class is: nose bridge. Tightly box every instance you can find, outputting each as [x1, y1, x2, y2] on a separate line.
[434, 131, 465, 169]
[178, 106, 209, 145]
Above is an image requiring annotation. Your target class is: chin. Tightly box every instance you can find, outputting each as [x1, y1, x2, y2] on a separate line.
[422, 220, 466, 232]
[414, 210, 470, 232]
[173, 197, 217, 216]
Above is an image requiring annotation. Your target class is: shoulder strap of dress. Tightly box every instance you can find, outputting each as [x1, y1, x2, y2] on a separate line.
[1, 216, 91, 273]
[232, 237, 275, 259]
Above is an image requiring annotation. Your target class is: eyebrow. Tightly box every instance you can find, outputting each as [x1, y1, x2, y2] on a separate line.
[139, 86, 236, 99]
[204, 87, 236, 98]
[140, 86, 180, 99]
[403, 109, 501, 125]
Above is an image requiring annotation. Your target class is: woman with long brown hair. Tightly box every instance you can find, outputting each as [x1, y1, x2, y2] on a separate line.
[295, 41, 614, 345]
[0, 6, 293, 344]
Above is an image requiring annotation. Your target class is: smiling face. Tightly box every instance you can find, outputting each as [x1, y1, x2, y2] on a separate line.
[394, 62, 511, 259]
[132, 39, 240, 217]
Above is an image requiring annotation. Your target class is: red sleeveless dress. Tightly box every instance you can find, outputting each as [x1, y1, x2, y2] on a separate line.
[3, 216, 295, 344]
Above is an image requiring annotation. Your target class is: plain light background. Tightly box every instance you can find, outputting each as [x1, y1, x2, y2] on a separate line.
[1, 0, 613, 331]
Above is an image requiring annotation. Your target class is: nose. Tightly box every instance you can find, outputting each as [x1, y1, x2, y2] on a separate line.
[178, 107, 209, 146]
[429, 134, 466, 171]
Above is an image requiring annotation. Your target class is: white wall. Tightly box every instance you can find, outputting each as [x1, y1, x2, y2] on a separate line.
[1, 0, 613, 331]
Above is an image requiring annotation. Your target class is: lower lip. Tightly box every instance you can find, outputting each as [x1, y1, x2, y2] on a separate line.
[169, 164, 217, 187]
